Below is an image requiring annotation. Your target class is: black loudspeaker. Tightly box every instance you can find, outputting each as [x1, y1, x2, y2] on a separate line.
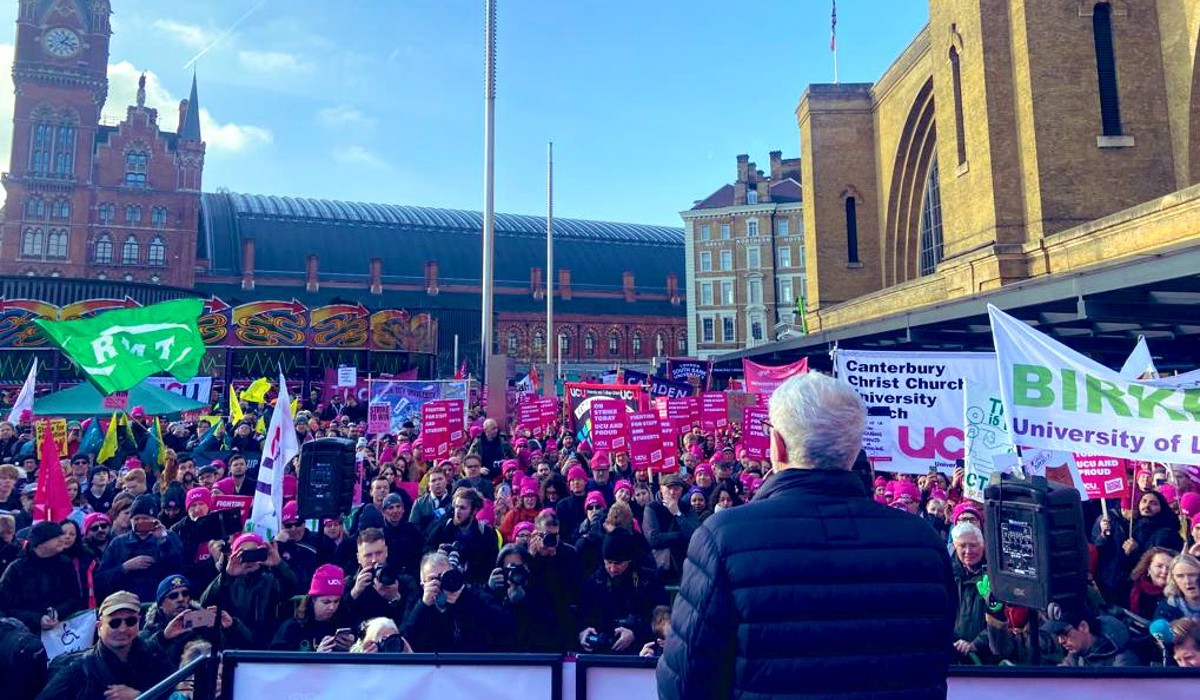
[297, 437, 356, 521]
[984, 474, 1088, 611]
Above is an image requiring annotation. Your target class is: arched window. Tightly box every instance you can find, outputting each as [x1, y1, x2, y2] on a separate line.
[53, 200, 70, 219]
[532, 330, 545, 356]
[559, 334, 570, 355]
[584, 332, 596, 357]
[24, 198, 45, 219]
[608, 332, 620, 356]
[98, 203, 115, 224]
[845, 197, 859, 264]
[94, 234, 114, 264]
[20, 227, 43, 257]
[918, 158, 944, 276]
[506, 331, 519, 355]
[746, 189, 758, 205]
[30, 122, 52, 173]
[121, 236, 139, 265]
[151, 206, 168, 227]
[148, 236, 165, 266]
[125, 151, 149, 187]
[677, 335, 687, 353]
[125, 205, 142, 224]
[950, 47, 967, 165]
[631, 332, 642, 356]
[46, 229, 67, 258]
[1092, 3, 1122, 136]
[54, 123, 75, 176]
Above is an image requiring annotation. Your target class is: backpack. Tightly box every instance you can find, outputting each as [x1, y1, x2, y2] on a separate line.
[0, 617, 49, 700]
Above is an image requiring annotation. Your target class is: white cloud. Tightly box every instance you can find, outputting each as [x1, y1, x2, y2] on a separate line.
[316, 105, 376, 130]
[237, 50, 308, 75]
[332, 145, 390, 171]
[104, 60, 272, 153]
[151, 19, 217, 50]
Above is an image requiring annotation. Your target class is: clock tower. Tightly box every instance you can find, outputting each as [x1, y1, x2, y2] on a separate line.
[0, 0, 111, 278]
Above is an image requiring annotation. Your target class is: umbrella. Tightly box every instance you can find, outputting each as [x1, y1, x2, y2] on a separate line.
[33, 381, 208, 419]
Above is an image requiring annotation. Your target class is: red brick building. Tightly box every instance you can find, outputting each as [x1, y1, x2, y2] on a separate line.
[0, 0, 203, 287]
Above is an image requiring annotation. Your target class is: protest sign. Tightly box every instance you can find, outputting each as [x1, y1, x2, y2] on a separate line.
[623, 368, 695, 399]
[665, 398, 691, 434]
[658, 417, 679, 472]
[35, 418, 69, 458]
[517, 401, 542, 432]
[725, 392, 760, 425]
[700, 392, 728, 431]
[590, 398, 630, 452]
[742, 358, 808, 397]
[537, 397, 558, 429]
[369, 380, 468, 432]
[41, 610, 96, 660]
[666, 357, 712, 391]
[337, 366, 357, 388]
[989, 304, 1200, 466]
[963, 379, 1018, 501]
[144, 376, 214, 403]
[564, 383, 643, 443]
[213, 494, 252, 523]
[836, 349, 997, 473]
[421, 399, 466, 461]
[628, 410, 665, 472]
[1073, 454, 1130, 500]
[367, 403, 391, 434]
[742, 406, 770, 460]
[1019, 447, 1087, 497]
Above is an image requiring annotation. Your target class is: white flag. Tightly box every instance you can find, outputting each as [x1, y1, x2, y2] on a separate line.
[7, 357, 37, 424]
[1119, 336, 1158, 380]
[247, 372, 299, 539]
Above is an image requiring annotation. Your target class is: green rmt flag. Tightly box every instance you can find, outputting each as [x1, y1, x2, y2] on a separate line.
[34, 298, 205, 394]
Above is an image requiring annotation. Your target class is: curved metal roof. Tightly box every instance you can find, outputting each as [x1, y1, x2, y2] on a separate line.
[215, 192, 682, 245]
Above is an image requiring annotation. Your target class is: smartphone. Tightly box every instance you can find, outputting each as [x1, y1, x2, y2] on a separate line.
[133, 519, 158, 535]
[334, 627, 353, 637]
[186, 609, 216, 628]
[240, 548, 269, 564]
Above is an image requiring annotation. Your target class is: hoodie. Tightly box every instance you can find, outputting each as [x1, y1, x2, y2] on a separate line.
[1060, 615, 1140, 667]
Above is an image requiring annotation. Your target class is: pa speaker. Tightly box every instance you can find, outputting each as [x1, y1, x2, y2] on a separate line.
[984, 473, 1089, 611]
[297, 437, 356, 521]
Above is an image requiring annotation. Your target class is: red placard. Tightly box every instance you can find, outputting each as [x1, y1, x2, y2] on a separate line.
[684, 396, 701, 430]
[666, 398, 691, 435]
[743, 406, 770, 460]
[1073, 454, 1130, 499]
[212, 494, 252, 523]
[589, 397, 629, 452]
[628, 410, 665, 473]
[421, 399, 465, 461]
[701, 392, 728, 432]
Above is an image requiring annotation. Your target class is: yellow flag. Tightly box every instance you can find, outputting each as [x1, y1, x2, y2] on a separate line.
[97, 411, 119, 463]
[255, 414, 266, 434]
[229, 386, 244, 424]
[241, 377, 272, 404]
[290, 396, 299, 415]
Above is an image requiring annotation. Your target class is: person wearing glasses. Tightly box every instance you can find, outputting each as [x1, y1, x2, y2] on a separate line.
[275, 500, 326, 588]
[0, 521, 83, 634]
[37, 591, 174, 700]
[658, 371, 957, 700]
[141, 575, 249, 666]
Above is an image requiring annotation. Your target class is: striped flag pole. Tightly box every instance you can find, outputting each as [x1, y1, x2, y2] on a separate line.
[831, 0, 839, 84]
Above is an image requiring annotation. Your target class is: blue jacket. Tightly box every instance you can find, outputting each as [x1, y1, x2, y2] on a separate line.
[94, 530, 184, 603]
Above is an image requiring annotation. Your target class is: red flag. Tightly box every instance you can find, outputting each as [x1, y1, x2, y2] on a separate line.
[454, 360, 467, 380]
[830, 0, 837, 52]
[33, 420, 73, 523]
[529, 363, 541, 393]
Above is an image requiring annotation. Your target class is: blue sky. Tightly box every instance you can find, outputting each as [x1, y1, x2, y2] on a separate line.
[0, 0, 930, 227]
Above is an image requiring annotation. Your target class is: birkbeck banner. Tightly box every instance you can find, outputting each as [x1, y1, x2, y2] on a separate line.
[835, 349, 997, 473]
[989, 304, 1200, 466]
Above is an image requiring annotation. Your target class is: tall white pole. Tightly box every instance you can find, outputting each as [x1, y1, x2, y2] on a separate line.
[453, 333, 459, 376]
[481, 0, 497, 386]
[546, 141, 554, 367]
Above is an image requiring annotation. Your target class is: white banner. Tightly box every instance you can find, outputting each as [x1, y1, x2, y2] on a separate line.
[144, 376, 214, 403]
[989, 304, 1200, 466]
[835, 349, 997, 473]
[962, 379, 1017, 501]
[41, 609, 96, 660]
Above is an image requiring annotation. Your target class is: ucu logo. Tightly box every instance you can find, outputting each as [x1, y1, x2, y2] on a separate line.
[898, 426, 964, 460]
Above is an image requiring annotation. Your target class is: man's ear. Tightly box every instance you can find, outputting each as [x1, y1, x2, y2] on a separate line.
[770, 430, 789, 466]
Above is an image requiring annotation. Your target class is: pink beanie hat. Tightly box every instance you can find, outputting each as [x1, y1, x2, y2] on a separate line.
[1180, 492, 1200, 518]
[952, 502, 983, 523]
[567, 465, 588, 482]
[185, 488, 213, 510]
[1158, 484, 1178, 505]
[213, 477, 237, 495]
[514, 521, 535, 538]
[892, 481, 921, 503]
[585, 491, 606, 509]
[308, 564, 345, 597]
[231, 532, 265, 551]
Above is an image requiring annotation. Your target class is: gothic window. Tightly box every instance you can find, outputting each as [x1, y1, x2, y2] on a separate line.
[98, 203, 115, 224]
[30, 122, 52, 173]
[677, 335, 686, 353]
[584, 332, 596, 356]
[20, 227, 43, 257]
[125, 152, 149, 187]
[1092, 3, 1122, 136]
[94, 234, 114, 264]
[52, 200, 70, 220]
[46, 229, 67, 259]
[507, 331, 520, 355]
[54, 123, 75, 176]
[148, 236, 166, 266]
[125, 205, 142, 224]
[631, 332, 642, 356]
[532, 330, 545, 356]
[608, 332, 620, 356]
[559, 334, 570, 355]
[846, 197, 860, 264]
[151, 207, 168, 227]
[121, 236, 139, 265]
[24, 198, 45, 219]
[918, 158, 944, 276]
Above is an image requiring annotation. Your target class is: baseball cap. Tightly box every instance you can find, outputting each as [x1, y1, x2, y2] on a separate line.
[99, 591, 141, 617]
[1042, 602, 1091, 636]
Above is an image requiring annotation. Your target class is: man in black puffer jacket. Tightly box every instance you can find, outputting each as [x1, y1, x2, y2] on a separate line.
[657, 372, 957, 700]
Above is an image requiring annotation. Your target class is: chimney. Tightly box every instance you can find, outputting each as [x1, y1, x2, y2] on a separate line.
[667, 272, 680, 305]
[241, 238, 255, 290]
[369, 257, 382, 295]
[531, 267, 543, 298]
[733, 182, 746, 206]
[425, 260, 439, 295]
[558, 268, 572, 300]
[756, 180, 769, 204]
[622, 271, 635, 302]
[769, 151, 782, 180]
[736, 154, 749, 183]
[306, 254, 319, 293]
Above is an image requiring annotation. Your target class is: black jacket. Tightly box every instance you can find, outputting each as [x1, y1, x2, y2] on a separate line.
[578, 565, 668, 653]
[401, 585, 511, 652]
[657, 468, 957, 700]
[642, 498, 700, 583]
[35, 638, 173, 700]
[199, 562, 297, 649]
[423, 518, 500, 586]
[0, 549, 84, 634]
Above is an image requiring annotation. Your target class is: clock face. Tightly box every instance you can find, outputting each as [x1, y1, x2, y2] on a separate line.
[43, 27, 82, 58]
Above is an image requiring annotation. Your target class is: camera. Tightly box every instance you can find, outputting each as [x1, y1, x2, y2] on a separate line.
[503, 563, 530, 588]
[585, 630, 613, 649]
[372, 563, 398, 588]
[540, 532, 558, 549]
[240, 547, 269, 564]
[437, 547, 466, 593]
[378, 634, 408, 654]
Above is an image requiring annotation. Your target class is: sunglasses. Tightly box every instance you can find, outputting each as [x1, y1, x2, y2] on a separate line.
[586, 504, 604, 511]
[283, 521, 304, 528]
[89, 523, 110, 532]
[165, 590, 189, 601]
[107, 616, 139, 629]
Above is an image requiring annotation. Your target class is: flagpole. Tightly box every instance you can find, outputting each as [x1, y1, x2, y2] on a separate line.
[546, 140, 554, 370]
[480, 0, 498, 388]
[831, 0, 839, 84]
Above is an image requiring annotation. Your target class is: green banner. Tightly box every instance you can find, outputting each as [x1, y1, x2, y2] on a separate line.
[34, 298, 205, 394]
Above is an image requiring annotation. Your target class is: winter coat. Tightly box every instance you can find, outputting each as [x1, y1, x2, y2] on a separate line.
[401, 585, 511, 653]
[642, 499, 700, 583]
[578, 565, 668, 653]
[423, 518, 500, 586]
[1154, 594, 1200, 623]
[1060, 615, 1141, 667]
[199, 562, 298, 649]
[0, 549, 84, 634]
[951, 556, 990, 656]
[1091, 512, 1131, 602]
[94, 530, 185, 603]
[409, 491, 452, 535]
[381, 520, 423, 578]
[140, 601, 253, 665]
[35, 637, 173, 700]
[657, 468, 956, 700]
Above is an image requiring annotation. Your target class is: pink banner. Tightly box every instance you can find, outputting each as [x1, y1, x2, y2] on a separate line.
[743, 406, 770, 460]
[421, 399, 465, 461]
[589, 397, 629, 452]
[517, 401, 541, 432]
[212, 494, 252, 523]
[658, 417, 679, 472]
[537, 398, 559, 431]
[653, 397, 668, 420]
[666, 398, 691, 436]
[742, 358, 808, 396]
[1073, 454, 1130, 500]
[700, 392, 729, 432]
[684, 396, 701, 430]
[628, 410, 665, 473]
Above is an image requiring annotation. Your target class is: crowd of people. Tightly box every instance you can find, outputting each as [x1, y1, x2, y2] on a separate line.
[0, 378, 1198, 699]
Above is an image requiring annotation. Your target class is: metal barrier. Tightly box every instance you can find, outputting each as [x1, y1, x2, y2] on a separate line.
[135, 652, 212, 700]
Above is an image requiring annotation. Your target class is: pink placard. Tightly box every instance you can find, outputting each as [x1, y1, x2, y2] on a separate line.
[700, 392, 729, 431]
[421, 399, 465, 461]
[628, 410, 664, 473]
[658, 417, 679, 472]
[743, 406, 770, 460]
[1073, 454, 1130, 500]
[589, 397, 629, 452]
[212, 494, 252, 523]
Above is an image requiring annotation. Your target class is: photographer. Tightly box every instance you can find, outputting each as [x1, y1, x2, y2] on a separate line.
[344, 527, 418, 629]
[401, 550, 511, 652]
[639, 605, 673, 658]
[350, 617, 413, 653]
[379, 493, 422, 577]
[423, 487, 500, 586]
[272, 565, 356, 652]
[198, 532, 296, 649]
[95, 494, 184, 603]
[578, 529, 667, 654]
[484, 544, 560, 652]
[527, 510, 584, 650]
[141, 574, 249, 665]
